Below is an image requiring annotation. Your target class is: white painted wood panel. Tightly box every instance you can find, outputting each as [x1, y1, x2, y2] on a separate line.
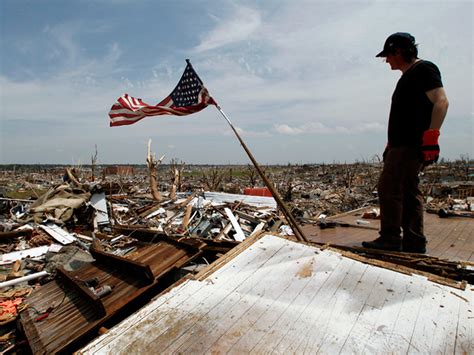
[339, 269, 399, 353]
[80, 235, 473, 355]
[318, 264, 384, 353]
[224, 255, 329, 354]
[156, 239, 313, 353]
[250, 250, 345, 354]
[454, 287, 473, 354]
[274, 256, 360, 355]
[383, 275, 428, 354]
[169, 246, 315, 354]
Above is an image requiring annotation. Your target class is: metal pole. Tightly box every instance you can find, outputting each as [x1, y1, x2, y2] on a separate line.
[215, 105, 308, 242]
[0, 271, 49, 289]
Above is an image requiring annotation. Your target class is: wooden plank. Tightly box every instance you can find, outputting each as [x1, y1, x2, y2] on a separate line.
[298, 259, 369, 353]
[383, 275, 428, 354]
[224, 253, 338, 354]
[170, 243, 315, 354]
[77, 280, 197, 354]
[267, 253, 359, 354]
[202, 234, 290, 281]
[89, 247, 154, 284]
[427, 285, 469, 352]
[194, 233, 261, 281]
[405, 280, 463, 353]
[360, 272, 419, 353]
[338, 268, 398, 353]
[454, 285, 473, 353]
[224, 207, 246, 241]
[319, 264, 384, 353]
[249, 251, 344, 354]
[79, 280, 206, 354]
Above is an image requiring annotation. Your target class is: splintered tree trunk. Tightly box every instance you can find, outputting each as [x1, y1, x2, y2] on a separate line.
[169, 159, 185, 199]
[91, 144, 98, 182]
[146, 139, 164, 201]
[170, 168, 179, 201]
[65, 167, 81, 187]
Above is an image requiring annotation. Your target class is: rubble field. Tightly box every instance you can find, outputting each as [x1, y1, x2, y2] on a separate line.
[0, 160, 472, 353]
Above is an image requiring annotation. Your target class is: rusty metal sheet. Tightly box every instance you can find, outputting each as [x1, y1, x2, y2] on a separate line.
[20, 240, 201, 354]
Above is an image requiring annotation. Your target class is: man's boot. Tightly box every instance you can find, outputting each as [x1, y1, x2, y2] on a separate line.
[362, 236, 402, 252]
[402, 237, 427, 253]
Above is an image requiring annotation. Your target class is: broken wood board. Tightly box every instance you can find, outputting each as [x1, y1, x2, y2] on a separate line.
[39, 223, 77, 245]
[0, 245, 50, 265]
[224, 207, 245, 242]
[90, 192, 110, 226]
[203, 191, 277, 208]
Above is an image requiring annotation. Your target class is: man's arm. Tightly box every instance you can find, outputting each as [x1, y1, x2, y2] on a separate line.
[426, 87, 449, 129]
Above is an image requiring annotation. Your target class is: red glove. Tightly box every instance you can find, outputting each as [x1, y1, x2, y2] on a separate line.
[421, 129, 440, 166]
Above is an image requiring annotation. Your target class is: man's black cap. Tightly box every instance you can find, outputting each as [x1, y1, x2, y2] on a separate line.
[376, 32, 416, 57]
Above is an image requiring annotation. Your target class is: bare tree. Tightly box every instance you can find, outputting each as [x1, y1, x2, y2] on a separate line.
[146, 139, 165, 201]
[64, 167, 82, 188]
[201, 166, 225, 191]
[245, 165, 259, 186]
[91, 144, 98, 182]
[342, 163, 355, 190]
[283, 178, 296, 202]
[169, 158, 186, 200]
[459, 154, 471, 181]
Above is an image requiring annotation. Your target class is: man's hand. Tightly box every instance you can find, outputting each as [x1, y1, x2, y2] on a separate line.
[421, 129, 440, 166]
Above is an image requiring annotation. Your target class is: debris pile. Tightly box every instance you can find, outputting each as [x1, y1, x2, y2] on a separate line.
[0, 166, 287, 353]
[0, 158, 472, 353]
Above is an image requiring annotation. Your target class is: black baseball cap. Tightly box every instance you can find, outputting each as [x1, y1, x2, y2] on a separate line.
[376, 32, 416, 57]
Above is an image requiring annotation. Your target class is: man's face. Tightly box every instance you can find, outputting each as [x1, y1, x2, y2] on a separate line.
[384, 51, 404, 71]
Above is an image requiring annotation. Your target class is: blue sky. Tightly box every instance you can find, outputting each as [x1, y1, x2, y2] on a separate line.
[0, 0, 472, 165]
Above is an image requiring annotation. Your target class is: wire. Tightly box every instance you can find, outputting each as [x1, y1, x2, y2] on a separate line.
[27, 284, 68, 316]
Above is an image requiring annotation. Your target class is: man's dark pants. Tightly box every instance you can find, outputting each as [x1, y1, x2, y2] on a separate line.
[378, 146, 426, 247]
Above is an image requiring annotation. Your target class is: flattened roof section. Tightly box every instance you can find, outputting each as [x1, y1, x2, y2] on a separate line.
[79, 234, 473, 354]
[302, 207, 474, 262]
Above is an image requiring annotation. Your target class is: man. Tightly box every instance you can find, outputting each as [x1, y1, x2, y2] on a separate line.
[362, 32, 449, 253]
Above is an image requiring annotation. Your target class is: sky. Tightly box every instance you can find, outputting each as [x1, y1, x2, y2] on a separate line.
[0, 0, 472, 165]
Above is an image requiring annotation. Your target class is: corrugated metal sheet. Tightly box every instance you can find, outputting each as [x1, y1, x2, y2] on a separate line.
[21, 239, 202, 354]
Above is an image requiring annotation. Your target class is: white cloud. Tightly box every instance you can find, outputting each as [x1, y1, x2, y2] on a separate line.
[193, 5, 261, 52]
[273, 121, 384, 136]
[43, 22, 81, 64]
[222, 125, 271, 138]
[274, 124, 305, 135]
[1, 1, 471, 164]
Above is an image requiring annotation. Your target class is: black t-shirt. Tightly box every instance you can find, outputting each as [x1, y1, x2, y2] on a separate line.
[388, 60, 443, 147]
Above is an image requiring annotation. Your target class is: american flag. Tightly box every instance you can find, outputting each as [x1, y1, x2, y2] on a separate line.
[109, 60, 216, 127]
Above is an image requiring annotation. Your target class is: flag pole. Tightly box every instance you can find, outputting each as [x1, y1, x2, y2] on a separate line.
[215, 104, 308, 242]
